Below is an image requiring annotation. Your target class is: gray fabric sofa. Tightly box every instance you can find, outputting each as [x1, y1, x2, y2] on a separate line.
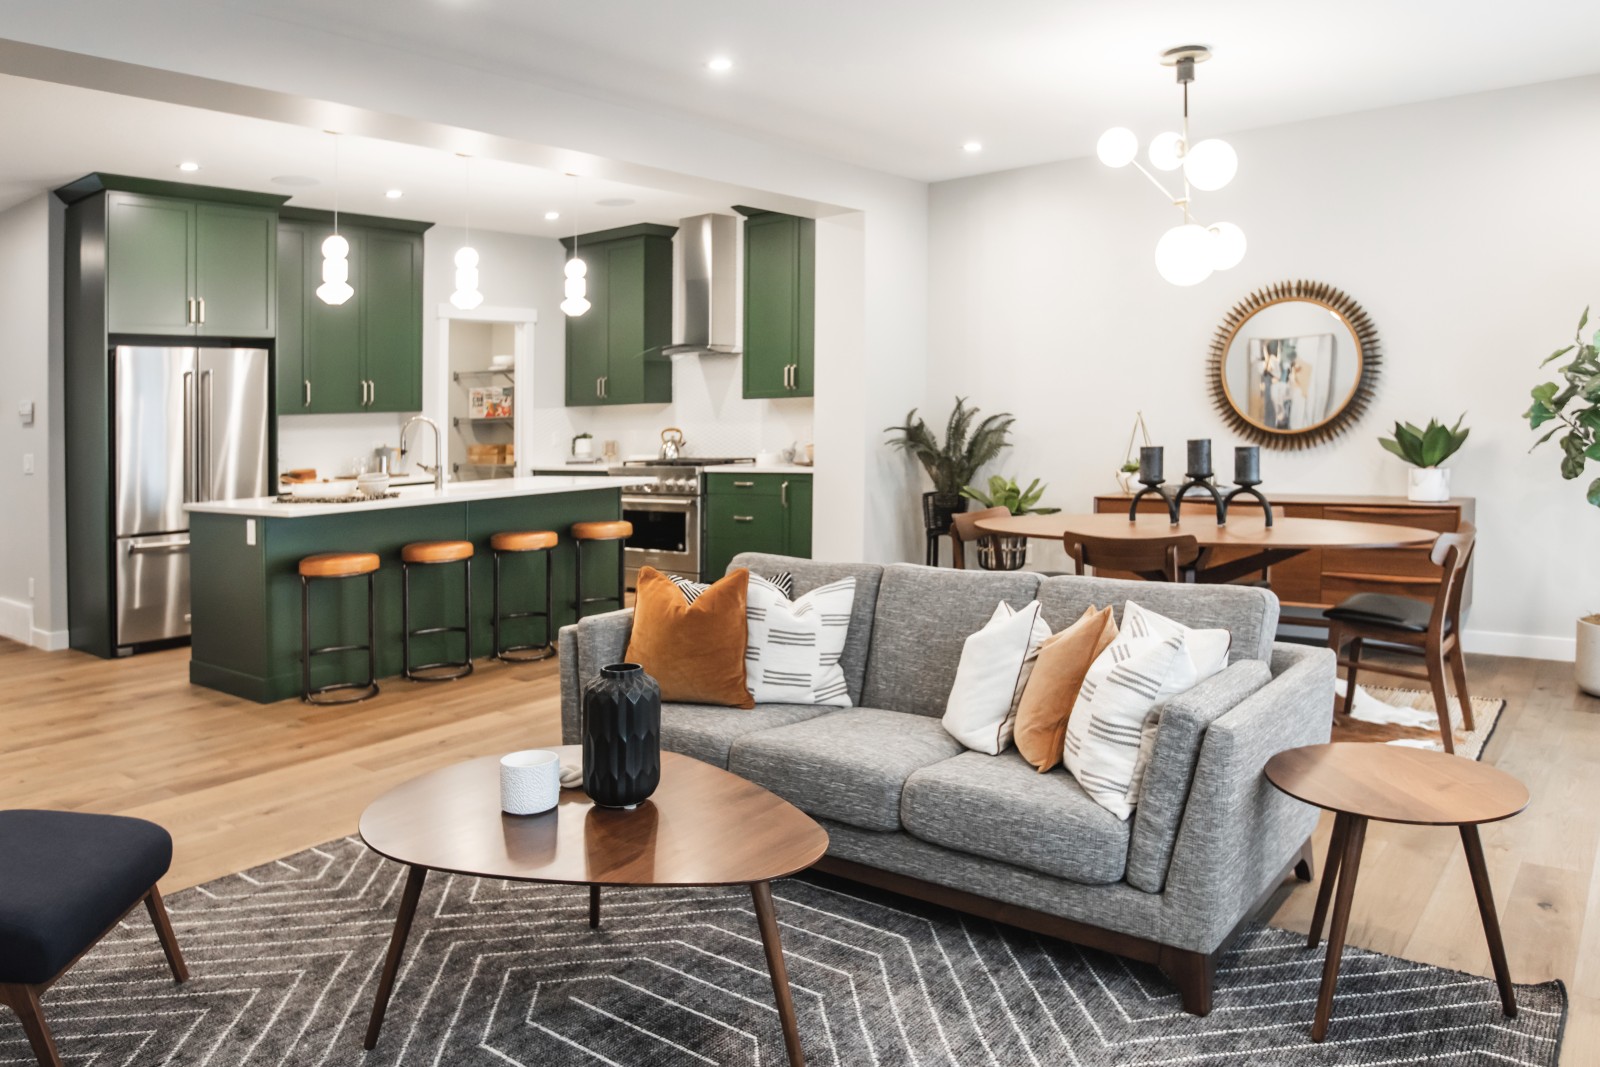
[558, 553, 1334, 1014]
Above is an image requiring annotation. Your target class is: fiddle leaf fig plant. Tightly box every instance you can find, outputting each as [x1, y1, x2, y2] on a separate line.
[1378, 415, 1469, 468]
[960, 475, 1061, 515]
[1525, 306, 1600, 506]
[885, 397, 1014, 498]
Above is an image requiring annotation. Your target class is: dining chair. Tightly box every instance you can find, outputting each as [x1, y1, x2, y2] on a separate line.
[1323, 521, 1476, 753]
[1064, 531, 1202, 583]
[948, 506, 1014, 569]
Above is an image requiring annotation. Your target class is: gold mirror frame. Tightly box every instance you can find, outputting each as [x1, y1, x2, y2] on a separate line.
[1207, 279, 1382, 450]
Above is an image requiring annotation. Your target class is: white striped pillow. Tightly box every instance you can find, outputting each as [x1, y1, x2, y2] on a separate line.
[743, 577, 858, 706]
[667, 571, 792, 603]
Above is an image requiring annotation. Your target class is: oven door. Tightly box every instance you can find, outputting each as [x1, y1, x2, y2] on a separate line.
[620, 494, 701, 587]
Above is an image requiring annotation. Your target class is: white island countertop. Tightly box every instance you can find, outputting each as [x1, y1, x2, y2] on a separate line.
[185, 475, 652, 520]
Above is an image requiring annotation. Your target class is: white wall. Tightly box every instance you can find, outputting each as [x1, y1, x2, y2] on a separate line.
[0, 194, 67, 649]
[927, 75, 1600, 660]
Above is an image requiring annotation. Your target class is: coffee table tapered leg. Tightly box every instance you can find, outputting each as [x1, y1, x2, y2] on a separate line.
[1308, 812, 1349, 948]
[590, 884, 601, 929]
[751, 881, 805, 1067]
[1312, 815, 1367, 1042]
[365, 864, 427, 1050]
[1460, 824, 1517, 1017]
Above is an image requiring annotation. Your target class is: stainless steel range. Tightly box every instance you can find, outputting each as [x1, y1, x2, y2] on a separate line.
[612, 457, 753, 587]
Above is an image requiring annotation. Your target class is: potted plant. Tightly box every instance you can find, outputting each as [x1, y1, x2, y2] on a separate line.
[1524, 305, 1600, 694]
[885, 397, 1014, 538]
[1378, 415, 1469, 501]
[959, 476, 1061, 570]
[571, 432, 594, 460]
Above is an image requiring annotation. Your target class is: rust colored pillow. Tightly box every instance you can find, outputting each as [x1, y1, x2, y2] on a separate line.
[1014, 605, 1119, 772]
[625, 566, 754, 708]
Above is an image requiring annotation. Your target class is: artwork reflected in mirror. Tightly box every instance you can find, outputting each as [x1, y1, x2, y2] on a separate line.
[1208, 281, 1382, 450]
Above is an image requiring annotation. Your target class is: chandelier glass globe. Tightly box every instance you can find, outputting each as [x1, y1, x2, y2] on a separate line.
[1208, 222, 1247, 270]
[1147, 131, 1185, 171]
[1095, 127, 1138, 168]
[1184, 138, 1238, 191]
[560, 296, 591, 316]
[564, 256, 587, 279]
[1154, 224, 1215, 286]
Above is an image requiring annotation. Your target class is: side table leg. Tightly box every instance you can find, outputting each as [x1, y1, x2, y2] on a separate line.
[1312, 815, 1367, 1042]
[590, 884, 601, 929]
[365, 864, 428, 1050]
[1308, 813, 1350, 948]
[751, 881, 805, 1067]
[1460, 824, 1517, 1017]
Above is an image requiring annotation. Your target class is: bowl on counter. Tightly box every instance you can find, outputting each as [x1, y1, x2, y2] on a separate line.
[356, 472, 391, 498]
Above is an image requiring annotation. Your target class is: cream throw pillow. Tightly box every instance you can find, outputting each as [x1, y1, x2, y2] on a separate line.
[743, 576, 858, 705]
[1063, 601, 1231, 819]
[942, 601, 1052, 754]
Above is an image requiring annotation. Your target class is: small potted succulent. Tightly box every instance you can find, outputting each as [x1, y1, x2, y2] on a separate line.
[1524, 305, 1600, 694]
[885, 397, 1015, 538]
[959, 475, 1061, 570]
[1378, 415, 1469, 502]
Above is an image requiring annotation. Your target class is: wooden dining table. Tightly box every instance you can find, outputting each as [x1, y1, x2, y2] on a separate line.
[974, 511, 1438, 584]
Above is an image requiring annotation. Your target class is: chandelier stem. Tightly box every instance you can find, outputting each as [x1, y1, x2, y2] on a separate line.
[1129, 159, 1178, 203]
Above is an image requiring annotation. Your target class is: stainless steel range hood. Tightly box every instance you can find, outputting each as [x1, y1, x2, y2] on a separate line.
[664, 213, 740, 355]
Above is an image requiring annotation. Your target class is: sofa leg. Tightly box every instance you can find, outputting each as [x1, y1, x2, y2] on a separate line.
[1157, 947, 1215, 1016]
[1295, 838, 1316, 883]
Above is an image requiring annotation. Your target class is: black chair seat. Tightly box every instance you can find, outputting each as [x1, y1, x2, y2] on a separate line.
[0, 810, 173, 984]
[1324, 592, 1435, 633]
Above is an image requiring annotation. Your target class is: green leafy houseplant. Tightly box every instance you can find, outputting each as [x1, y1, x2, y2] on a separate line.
[884, 397, 1015, 498]
[1525, 306, 1600, 506]
[960, 475, 1061, 515]
[1378, 416, 1470, 468]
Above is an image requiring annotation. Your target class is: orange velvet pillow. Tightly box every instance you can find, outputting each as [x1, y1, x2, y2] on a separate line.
[1013, 605, 1119, 772]
[625, 566, 754, 708]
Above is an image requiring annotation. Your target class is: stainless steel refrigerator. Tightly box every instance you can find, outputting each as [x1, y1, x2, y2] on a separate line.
[114, 345, 271, 648]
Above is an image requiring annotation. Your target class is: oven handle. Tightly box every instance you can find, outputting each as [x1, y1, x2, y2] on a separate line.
[620, 494, 696, 510]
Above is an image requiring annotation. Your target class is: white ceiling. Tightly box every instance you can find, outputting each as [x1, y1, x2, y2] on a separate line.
[0, 73, 736, 233]
[219, 0, 1600, 181]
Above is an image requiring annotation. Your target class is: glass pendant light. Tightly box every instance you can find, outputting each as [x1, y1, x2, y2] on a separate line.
[450, 154, 484, 310]
[560, 218, 590, 316]
[316, 133, 354, 306]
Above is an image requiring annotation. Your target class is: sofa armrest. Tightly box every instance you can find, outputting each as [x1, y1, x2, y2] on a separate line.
[559, 609, 636, 744]
[1157, 643, 1335, 952]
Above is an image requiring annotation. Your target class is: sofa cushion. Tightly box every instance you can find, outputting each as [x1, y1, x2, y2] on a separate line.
[731, 554, 884, 705]
[727, 708, 964, 831]
[902, 752, 1130, 885]
[1125, 659, 1273, 893]
[1035, 573, 1279, 664]
[660, 702, 835, 769]
[860, 565, 1042, 717]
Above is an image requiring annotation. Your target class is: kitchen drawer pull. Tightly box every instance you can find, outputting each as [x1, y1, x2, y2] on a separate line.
[197, 297, 205, 324]
[732, 480, 756, 487]
[368, 380, 376, 406]
[732, 515, 755, 523]
[186, 298, 195, 324]
[128, 539, 190, 555]
[303, 379, 311, 407]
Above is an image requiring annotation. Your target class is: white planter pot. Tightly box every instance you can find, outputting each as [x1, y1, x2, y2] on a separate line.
[1577, 616, 1600, 697]
[1407, 466, 1451, 502]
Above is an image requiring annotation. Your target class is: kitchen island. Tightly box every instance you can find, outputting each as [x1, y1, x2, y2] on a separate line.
[185, 476, 648, 703]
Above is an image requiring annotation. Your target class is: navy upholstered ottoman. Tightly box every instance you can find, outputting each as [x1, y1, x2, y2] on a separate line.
[0, 810, 187, 1067]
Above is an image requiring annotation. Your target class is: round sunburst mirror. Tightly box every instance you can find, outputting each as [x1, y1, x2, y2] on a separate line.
[1207, 280, 1382, 450]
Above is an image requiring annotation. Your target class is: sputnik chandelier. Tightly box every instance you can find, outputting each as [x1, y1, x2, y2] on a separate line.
[1097, 45, 1245, 286]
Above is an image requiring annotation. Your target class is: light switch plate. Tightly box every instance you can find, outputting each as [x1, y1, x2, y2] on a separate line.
[17, 400, 34, 425]
[22, 453, 33, 475]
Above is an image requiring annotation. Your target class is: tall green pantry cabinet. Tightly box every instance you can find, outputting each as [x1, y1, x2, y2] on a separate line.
[735, 207, 814, 399]
[562, 223, 676, 406]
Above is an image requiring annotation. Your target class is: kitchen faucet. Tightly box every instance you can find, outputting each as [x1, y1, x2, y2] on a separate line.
[399, 416, 446, 491]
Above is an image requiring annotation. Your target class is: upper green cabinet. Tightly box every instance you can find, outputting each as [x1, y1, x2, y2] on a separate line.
[562, 224, 675, 406]
[277, 210, 428, 416]
[104, 191, 278, 338]
[736, 208, 814, 399]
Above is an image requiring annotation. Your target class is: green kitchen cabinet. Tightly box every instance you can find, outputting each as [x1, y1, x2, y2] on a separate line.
[562, 224, 675, 406]
[702, 472, 813, 579]
[735, 207, 814, 399]
[277, 209, 428, 416]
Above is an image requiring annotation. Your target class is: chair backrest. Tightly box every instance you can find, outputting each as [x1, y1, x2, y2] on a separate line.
[1429, 520, 1476, 630]
[948, 506, 1012, 569]
[1065, 532, 1202, 582]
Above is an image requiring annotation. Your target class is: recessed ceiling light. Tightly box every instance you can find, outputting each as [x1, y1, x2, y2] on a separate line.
[385, 189, 404, 199]
[962, 141, 983, 154]
[544, 211, 561, 221]
[177, 161, 200, 172]
[595, 198, 636, 208]
[706, 56, 734, 74]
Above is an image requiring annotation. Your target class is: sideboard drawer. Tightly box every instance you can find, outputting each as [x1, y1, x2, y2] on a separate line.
[1322, 505, 1458, 533]
[1320, 546, 1440, 579]
[1322, 572, 1441, 604]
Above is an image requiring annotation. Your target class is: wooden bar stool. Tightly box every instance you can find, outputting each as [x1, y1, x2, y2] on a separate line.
[401, 540, 475, 682]
[571, 520, 632, 619]
[489, 530, 558, 662]
[298, 552, 381, 704]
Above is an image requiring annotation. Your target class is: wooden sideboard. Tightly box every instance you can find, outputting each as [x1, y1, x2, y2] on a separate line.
[1091, 493, 1475, 618]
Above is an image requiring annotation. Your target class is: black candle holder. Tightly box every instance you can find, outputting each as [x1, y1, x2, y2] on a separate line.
[1128, 477, 1180, 525]
[1174, 475, 1229, 524]
[1223, 480, 1276, 526]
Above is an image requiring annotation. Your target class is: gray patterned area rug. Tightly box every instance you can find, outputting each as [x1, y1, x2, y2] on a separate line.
[6, 837, 1565, 1066]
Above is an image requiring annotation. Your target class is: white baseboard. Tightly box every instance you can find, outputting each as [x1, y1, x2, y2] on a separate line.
[30, 626, 69, 651]
[0, 596, 30, 646]
[1461, 628, 1576, 662]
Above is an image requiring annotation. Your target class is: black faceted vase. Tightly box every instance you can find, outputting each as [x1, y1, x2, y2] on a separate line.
[582, 663, 662, 809]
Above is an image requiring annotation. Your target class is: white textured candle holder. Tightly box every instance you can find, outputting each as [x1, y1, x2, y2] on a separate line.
[500, 750, 561, 815]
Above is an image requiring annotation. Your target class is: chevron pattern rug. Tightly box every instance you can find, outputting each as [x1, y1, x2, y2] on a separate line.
[4, 837, 1565, 1066]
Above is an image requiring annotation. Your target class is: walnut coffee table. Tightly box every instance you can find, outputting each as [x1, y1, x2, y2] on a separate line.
[358, 746, 829, 1065]
[1265, 743, 1528, 1042]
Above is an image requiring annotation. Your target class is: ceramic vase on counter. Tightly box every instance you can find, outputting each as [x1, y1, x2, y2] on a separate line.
[582, 663, 661, 809]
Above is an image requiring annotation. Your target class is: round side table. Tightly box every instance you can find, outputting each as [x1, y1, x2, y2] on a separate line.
[1264, 742, 1528, 1042]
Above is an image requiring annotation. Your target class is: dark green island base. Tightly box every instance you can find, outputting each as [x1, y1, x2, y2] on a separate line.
[188, 487, 624, 703]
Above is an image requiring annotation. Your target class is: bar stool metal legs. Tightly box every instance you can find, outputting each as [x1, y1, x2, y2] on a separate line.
[401, 540, 476, 682]
[298, 552, 381, 705]
[571, 520, 632, 620]
[491, 531, 557, 662]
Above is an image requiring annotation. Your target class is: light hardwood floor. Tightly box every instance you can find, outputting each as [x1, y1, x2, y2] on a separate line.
[1, 638, 1593, 1062]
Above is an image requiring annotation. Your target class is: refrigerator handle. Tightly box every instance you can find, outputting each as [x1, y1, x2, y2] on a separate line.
[201, 368, 213, 502]
[182, 370, 195, 504]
